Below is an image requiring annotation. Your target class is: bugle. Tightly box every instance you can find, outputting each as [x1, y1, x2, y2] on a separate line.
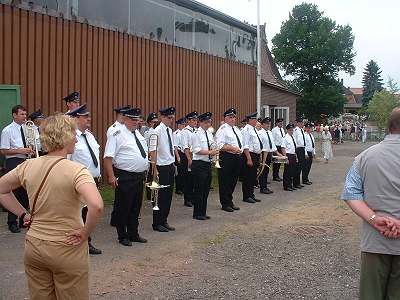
[256, 150, 269, 180]
[22, 121, 39, 158]
[272, 155, 289, 164]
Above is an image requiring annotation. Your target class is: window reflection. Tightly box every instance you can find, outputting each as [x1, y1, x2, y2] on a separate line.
[175, 11, 194, 49]
[194, 18, 210, 52]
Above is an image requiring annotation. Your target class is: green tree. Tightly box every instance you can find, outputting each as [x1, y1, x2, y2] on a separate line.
[271, 3, 355, 121]
[362, 60, 384, 106]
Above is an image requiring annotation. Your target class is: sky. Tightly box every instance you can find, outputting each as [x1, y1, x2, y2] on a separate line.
[196, 0, 400, 88]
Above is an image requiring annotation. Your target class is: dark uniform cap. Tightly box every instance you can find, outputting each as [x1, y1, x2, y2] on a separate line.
[66, 104, 90, 117]
[276, 118, 284, 123]
[257, 118, 263, 123]
[261, 117, 271, 124]
[295, 117, 304, 123]
[286, 123, 295, 130]
[113, 105, 131, 114]
[123, 108, 141, 119]
[241, 118, 247, 124]
[245, 112, 257, 120]
[185, 111, 198, 120]
[224, 108, 236, 117]
[198, 112, 212, 122]
[159, 107, 176, 116]
[63, 91, 80, 103]
[147, 112, 158, 123]
[29, 109, 45, 121]
[305, 122, 313, 128]
[176, 117, 186, 125]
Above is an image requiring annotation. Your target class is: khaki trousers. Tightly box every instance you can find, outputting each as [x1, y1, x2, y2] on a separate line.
[360, 252, 400, 300]
[24, 235, 89, 300]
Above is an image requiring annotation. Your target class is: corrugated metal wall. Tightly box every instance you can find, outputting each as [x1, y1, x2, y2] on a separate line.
[0, 4, 256, 149]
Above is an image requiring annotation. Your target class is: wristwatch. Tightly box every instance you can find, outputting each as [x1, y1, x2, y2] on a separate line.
[369, 214, 376, 223]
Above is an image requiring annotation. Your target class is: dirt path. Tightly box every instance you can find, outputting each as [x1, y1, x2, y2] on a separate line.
[0, 142, 371, 299]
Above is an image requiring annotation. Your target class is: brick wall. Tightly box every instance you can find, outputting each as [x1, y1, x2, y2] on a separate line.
[261, 84, 298, 122]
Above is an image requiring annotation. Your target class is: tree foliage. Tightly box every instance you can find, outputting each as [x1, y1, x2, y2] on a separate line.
[362, 60, 384, 106]
[271, 3, 356, 121]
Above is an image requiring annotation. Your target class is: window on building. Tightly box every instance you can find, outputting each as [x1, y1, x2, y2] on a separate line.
[174, 10, 194, 49]
[209, 22, 231, 59]
[193, 13, 210, 53]
[269, 106, 289, 126]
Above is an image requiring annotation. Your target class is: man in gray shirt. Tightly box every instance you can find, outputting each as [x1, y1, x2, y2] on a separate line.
[341, 108, 400, 300]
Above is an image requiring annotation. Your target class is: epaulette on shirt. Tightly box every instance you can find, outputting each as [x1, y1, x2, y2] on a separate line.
[112, 124, 116, 128]
[113, 130, 121, 136]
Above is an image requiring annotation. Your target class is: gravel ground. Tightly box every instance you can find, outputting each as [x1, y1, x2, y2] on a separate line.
[0, 142, 372, 300]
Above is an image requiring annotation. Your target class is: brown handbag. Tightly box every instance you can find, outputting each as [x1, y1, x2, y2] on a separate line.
[28, 158, 65, 224]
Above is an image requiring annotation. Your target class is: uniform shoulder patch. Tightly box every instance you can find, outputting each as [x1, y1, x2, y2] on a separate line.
[113, 130, 121, 136]
[112, 124, 116, 128]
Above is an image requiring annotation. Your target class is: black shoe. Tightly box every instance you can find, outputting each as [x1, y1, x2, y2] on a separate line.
[222, 206, 234, 212]
[193, 216, 207, 220]
[252, 197, 261, 202]
[231, 204, 240, 210]
[130, 235, 148, 243]
[176, 190, 183, 195]
[8, 224, 21, 233]
[153, 225, 169, 232]
[284, 187, 294, 191]
[260, 189, 273, 194]
[243, 197, 256, 204]
[89, 243, 102, 255]
[119, 239, 132, 247]
[294, 185, 304, 189]
[273, 178, 282, 182]
[205, 215, 211, 219]
[184, 202, 193, 207]
[163, 223, 175, 231]
[303, 181, 312, 185]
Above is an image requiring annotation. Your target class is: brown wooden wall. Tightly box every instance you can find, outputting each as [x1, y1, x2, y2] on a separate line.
[0, 4, 256, 148]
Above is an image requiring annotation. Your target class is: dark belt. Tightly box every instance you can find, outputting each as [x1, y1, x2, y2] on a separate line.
[220, 151, 241, 156]
[113, 167, 145, 179]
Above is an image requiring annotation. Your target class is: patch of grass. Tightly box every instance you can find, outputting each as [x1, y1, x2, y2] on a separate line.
[99, 184, 114, 206]
[211, 168, 219, 188]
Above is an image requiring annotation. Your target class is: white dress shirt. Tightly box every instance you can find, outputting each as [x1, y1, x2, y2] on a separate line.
[173, 129, 185, 152]
[259, 128, 277, 152]
[305, 132, 316, 156]
[281, 133, 296, 154]
[148, 122, 175, 166]
[106, 120, 124, 138]
[271, 126, 285, 146]
[192, 127, 215, 162]
[0, 121, 26, 159]
[181, 125, 196, 150]
[144, 127, 156, 147]
[69, 129, 101, 178]
[215, 123, 243, 152]
[242, 124, 263, 154]
[104, 125, 149, 172]
[293, 126, 306, 148]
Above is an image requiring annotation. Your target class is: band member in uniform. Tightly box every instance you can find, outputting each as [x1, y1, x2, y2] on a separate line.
[215, 108, 243, 212]
[104, 108, 149, 246]
[106, 105, 131, 138]
[271, 118, 285, 182]
[64, 91, 81, 113]
[303, 122, 315, 185]
[241, 112, 263, 204]
[293, 118, 306, 189]
[67, 104, 102, 255]
[149, 107, 178, 232]
[181, 111, 198, 207]
[28, 109, 45, 156]
[281, 124, 297, 191]
[174, 117, 186, 195]
[0, 105, 33, 233]
[191, 112, 218, 220]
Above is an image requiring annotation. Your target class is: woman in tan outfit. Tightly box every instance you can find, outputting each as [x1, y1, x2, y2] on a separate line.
[0, 114, 104, 300]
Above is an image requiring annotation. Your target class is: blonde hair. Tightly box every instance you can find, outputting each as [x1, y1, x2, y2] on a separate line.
[40, 114, 77, 152]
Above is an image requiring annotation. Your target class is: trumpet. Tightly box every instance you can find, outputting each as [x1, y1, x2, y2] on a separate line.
[210, 141, 223, 169]
[256, 150, 269, 180]
[22, 121, 39, 158]
[146, 133, 169, 211]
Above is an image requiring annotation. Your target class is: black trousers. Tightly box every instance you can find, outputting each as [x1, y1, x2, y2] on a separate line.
[175, 151, 185, 193]
[111, 168, 145, 241]
[242, 152, 260, 200]
[259, 152, 272, 190]
[81, 177, 99, 244]
[218, 152, 243, 207]
[303, 151, 313, 183]
[283, 154, 297, 189]
[153, 164, 175, 227]
[5, 158, 29, 227]
[294, 147, 306, 186]
[191, 160, 212, 217]
[272, 146, 283, 179]
[182, 154, 195, 204]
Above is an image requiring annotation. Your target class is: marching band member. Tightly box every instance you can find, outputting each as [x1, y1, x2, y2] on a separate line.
[67, 104, 102, 255]
[143, 112, 159, 145]
[303, 122, 315, 185]
[174, 117, 186, 195]
[241, 112, 263, 204]
[181, 111, 198, 207]
[281, 124, 297, 191]
[293, 118, 306, 189]
[149, 107, 178, 232]
[106, 105, 130, 138]
[28, 109, 45, 156]
[271, 118, 285, 182]
[103, 108, 149, 246]
[215, 108, 243, 212]
[191, 112, 218, 220]
[64, 91, 81, 113]
[0, 105, 32, 233]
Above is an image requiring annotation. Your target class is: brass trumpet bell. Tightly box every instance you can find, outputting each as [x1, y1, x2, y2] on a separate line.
[147, 181, 161, 189]
[215, 160, 221, 169]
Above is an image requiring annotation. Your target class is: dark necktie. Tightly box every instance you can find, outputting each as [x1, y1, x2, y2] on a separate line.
[232, 127, 242, 149]
[204, 130, 211, 160]
[266, 131, 272, 149]
[280, 128, 284, 138]
[20, 126, 27, 148]
[291, 135, 297, 149]
[166, 128, 174, 156]
[301, 129, 306, 146]
[134, 131, 146, 158]
[254, 128, 263, 150]
[309, 133, 315, 148]
[81, 133, 98, 167]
